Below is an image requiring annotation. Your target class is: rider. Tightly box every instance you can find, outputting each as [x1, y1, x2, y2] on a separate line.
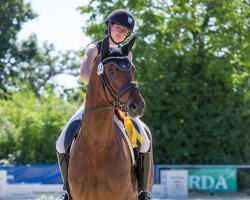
[56, 9, 152, 200]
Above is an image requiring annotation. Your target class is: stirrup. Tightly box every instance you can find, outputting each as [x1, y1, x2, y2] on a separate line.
[138, 189, 152, 200]
[54, 190, 69, 200]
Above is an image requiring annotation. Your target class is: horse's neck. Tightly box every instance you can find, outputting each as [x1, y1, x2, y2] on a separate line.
[82, 84, 115, 147]
[81, 110, 114, 148]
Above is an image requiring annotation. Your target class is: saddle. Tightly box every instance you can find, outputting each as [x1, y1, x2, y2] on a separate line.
[68, 109, 144, 167]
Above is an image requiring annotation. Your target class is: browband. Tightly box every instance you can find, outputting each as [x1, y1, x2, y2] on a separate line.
[102, 56, 132, 71]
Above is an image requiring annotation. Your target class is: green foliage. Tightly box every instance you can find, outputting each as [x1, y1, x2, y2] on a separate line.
[0, 0, 249, 169]
[0, 0, 85, 165]
[79, 0, 250, 164]
[0, 0, 36, 55]
[1, 33, 81, 97]
[0, 0, 35, 93]
[0, 0, 82, 97]
[0, 86, 80, 164]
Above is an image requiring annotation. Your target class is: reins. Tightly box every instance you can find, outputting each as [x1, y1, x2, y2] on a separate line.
[85, 106, 114, 112]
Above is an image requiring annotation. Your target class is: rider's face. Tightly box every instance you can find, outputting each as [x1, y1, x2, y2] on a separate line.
[110, 23, 130, 43]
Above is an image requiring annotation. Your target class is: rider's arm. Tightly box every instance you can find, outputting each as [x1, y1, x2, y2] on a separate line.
[80, 44, 98, 84]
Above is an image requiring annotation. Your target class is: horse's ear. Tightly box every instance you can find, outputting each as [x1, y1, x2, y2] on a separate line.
[121, 35, 136, 56]
[101, 35, 110, 61]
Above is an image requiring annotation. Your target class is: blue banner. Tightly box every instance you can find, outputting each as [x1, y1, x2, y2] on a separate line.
[0, 164, 62, 184]
[0, 164, 158, 184]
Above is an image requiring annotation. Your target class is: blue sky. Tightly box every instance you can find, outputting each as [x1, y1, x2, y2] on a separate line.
[18, 0, 91, 51]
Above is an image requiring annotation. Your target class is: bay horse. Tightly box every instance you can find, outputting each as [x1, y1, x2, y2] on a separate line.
[68, 35, 154, 200]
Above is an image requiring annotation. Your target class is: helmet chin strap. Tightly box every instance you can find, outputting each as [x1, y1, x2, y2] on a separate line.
[108, 22, 127, 45]
[110, 34, 121, 45]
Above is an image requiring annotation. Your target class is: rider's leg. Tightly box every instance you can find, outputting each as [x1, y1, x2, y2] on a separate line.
[132, 117, 152, 200]
[137, 149, 152, 200]
[56, 119, 81, 199]
[56, 151, 70, 193]
[55, 102, 85, 199]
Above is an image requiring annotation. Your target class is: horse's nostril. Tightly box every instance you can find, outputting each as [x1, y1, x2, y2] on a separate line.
[128, 100, 144, 117]
[130, 102, 137, 111]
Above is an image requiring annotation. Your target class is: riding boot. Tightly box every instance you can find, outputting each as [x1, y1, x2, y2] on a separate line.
[57, 152, 70, 200]
[137, 151, 152, 200]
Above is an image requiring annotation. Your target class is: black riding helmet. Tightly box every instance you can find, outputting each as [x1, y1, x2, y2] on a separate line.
[105, 9, 135, 44]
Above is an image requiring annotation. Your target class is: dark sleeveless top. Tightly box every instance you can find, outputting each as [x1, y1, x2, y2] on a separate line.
[94, 40, 121, 58]
[95, 40, 102, 56]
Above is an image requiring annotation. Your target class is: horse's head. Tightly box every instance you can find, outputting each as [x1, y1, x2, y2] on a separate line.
[89, 35, 145, 118]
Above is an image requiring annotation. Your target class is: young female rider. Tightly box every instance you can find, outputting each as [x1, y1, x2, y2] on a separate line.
[56, 9, 152, 200]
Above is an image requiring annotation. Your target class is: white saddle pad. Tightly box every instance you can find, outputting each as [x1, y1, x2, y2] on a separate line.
[114, 115, 136, 166]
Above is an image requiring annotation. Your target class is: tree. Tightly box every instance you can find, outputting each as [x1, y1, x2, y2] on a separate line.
[79, 0, 250, 164]
[12, 35, 82, 98]
[0, 0, 35, 93]
[0, 0, 82, 97]
[0, 86, 80, 164]
[0, 0, 85, 164]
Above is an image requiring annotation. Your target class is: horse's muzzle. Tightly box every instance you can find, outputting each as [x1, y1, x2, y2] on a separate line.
[127, 92, 145, 118]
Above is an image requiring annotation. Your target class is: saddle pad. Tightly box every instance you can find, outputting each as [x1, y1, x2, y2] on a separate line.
[114, 115, 136, 166]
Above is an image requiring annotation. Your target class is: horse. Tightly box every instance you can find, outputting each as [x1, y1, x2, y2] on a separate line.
[68, 35, 154, 200]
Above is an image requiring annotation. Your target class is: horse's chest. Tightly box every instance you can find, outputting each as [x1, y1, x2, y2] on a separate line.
[69, 126, 135, 199]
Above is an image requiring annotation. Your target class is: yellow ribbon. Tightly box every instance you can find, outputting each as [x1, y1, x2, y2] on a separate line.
[124, 117, 145, 148]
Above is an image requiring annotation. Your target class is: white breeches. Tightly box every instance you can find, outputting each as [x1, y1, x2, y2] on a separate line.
[56, 102, 151, 154]
[56, 102, 85, 154]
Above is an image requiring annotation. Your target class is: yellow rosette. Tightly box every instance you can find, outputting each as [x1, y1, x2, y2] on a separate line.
[124, 117, 145, 148]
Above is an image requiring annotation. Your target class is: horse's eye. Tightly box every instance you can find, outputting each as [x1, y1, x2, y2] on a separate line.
[107, 65, 116, 75]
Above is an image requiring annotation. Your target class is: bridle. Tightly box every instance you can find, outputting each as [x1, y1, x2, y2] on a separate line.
[85, 61, 139, 113]
[101, 70, 139, 111]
